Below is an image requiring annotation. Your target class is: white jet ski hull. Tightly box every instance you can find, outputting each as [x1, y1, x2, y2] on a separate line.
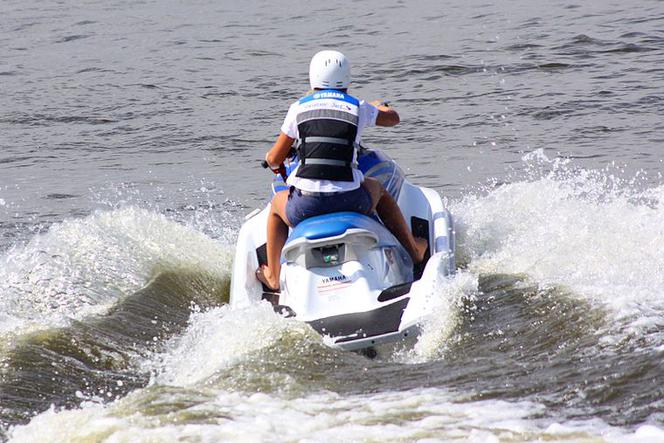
[230, 148, 455, 351]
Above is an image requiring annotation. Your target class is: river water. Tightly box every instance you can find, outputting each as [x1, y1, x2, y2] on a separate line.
[1, 0, 663, 441]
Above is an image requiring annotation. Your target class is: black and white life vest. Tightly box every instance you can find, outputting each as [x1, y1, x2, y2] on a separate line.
[295, 90, 360, 182]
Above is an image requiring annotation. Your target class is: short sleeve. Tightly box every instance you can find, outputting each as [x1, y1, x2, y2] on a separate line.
[280, 102, 299, 138]
[358, 100, 379, 131]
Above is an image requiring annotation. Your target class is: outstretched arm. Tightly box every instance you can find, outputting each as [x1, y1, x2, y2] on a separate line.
[370, 100, 400, 127]
[265, 132, 295, 168]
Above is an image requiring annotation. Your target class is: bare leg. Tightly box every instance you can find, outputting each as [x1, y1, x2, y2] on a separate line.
[256, 190, 291, 291]
[362, 178, 428, 264]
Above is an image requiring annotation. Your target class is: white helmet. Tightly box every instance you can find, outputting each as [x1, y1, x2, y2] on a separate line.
[309, 50, 351, 90]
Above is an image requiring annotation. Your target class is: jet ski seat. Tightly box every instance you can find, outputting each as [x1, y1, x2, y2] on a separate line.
[289, 212, 383, 240]
[283, 212, 382, 268]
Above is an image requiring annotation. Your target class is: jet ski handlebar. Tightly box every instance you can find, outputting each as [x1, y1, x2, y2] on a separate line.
[261, 160, 288, 182]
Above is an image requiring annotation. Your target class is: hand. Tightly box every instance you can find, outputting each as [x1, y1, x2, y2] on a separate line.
[264, 152, 278, 169]
[370, 100, 390, 108]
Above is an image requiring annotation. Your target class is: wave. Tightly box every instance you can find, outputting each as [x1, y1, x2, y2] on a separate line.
[451, 149, 664, 345]
[0, 207, 232, 337]
[145, 303, 322, 388]
[7, 382, 662, 443]
[0, 268, 229, 430]
[0, 206, 233, 431]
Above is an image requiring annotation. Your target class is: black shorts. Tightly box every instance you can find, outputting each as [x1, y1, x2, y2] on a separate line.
[285, 186, 373, 226]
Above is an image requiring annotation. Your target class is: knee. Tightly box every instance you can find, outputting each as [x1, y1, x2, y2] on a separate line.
[270, 191, 288, 212]
[363, 177, 384, 196]
[270, 195, 281, 212]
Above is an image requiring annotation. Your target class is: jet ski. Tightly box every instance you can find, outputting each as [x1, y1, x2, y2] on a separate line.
[230, 147, 455, 352]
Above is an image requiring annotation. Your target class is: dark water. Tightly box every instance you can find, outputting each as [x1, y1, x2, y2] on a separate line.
[1, 0, 663, 441]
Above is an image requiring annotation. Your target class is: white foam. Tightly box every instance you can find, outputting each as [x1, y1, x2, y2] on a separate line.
[145, 303, 317, 386]
[8, 386, 655, 443]
[452, 150, 664, 338]
[405, 270, 479, 363]
[0, 207, 232, 336]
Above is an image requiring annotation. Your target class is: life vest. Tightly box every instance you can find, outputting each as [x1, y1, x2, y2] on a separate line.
[295, 90, 360, 182]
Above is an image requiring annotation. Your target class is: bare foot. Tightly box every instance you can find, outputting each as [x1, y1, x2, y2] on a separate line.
[256, 265, 280, 292]
[412, 237, 428, 264]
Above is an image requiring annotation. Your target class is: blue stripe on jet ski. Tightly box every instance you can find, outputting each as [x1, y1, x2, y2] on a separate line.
[273, 183, 289, 193]
[435, 236, 449, 253]
[358, 150, 381, 172]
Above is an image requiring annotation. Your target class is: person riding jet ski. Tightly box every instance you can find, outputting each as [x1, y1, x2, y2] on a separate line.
[256, 50, 427, 291]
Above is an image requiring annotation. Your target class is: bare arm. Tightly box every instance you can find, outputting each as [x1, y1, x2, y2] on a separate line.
[265, 132, 295, 168]
[370, 100, 400, 127]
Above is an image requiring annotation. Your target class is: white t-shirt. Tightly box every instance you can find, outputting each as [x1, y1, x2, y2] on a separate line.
[281, 96, 379, 193]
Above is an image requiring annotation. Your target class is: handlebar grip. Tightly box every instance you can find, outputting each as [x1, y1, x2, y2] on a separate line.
[262, 160, 288, 181]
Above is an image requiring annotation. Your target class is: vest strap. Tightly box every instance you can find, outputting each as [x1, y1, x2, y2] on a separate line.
[302, 136, 351, 145]
[303, 158, 355, 167]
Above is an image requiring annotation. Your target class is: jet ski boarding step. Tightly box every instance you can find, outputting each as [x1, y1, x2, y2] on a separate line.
[411, 216, 431, 280]
[255, 243, 280, 304]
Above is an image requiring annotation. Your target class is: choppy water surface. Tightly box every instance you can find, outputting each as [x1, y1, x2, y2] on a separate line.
[1, 0, 663, 441]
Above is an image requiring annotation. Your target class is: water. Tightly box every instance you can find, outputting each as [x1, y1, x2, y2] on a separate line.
[1, 0, 663, 441]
